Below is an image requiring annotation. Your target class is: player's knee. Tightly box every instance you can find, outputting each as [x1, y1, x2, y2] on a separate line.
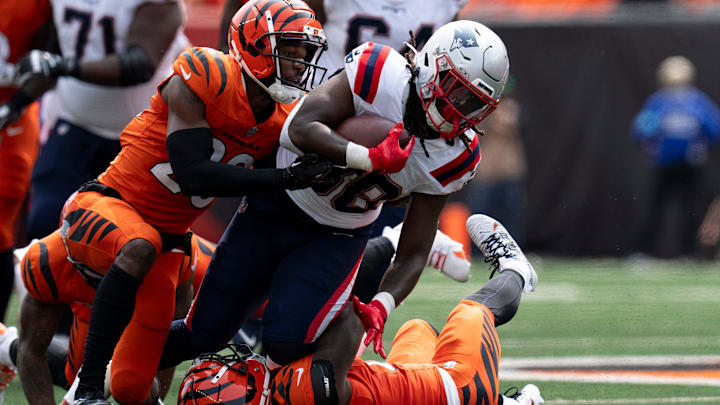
[263, 339, 313, 366]
[188, 328, 227, 355]
[398, 319, 438, 336]
[111, 369, 155, 405]
[115, 239, 157, 280]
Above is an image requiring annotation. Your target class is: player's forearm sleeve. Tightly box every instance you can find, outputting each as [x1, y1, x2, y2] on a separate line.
[167, 128, 285, 196]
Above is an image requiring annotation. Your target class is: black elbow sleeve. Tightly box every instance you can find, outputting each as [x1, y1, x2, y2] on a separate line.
[166, 128, 214, 195]
[118, 45, 156, 86]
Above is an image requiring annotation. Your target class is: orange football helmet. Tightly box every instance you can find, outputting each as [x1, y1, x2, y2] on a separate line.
[227, 0, 327, 103]
[178, 345, 270, 405]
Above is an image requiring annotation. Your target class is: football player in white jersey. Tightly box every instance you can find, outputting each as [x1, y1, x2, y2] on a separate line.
[280, 20, 528, 356]
[217, 0, 472, 294]
[14, 0, 190, 242]
[156, 20, 524, 373]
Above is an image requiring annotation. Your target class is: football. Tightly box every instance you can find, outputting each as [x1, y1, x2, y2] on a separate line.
[334, 114, 411, 148]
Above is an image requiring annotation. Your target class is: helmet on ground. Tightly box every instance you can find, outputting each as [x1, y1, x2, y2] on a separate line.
[227, 0, 327, 103]
[413, 20, 509, 138]
[178, 345, 270, 405]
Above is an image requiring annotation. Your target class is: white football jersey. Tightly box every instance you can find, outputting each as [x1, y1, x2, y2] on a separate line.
[318, 0, 466, 76]
[278, 43, 480, 229]
[50, 0, 189, 139]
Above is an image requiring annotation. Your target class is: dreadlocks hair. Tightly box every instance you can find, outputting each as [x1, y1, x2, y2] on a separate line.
[401, 30, 475, 156]
[403, 30, 433, 157]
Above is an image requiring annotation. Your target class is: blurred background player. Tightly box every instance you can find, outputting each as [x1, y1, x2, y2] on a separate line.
[631, 55, 720, 257]
[63, 1, 331, 403]
[0, 231, 215, 405]
[0, 0, 53, 329]
[16, 0, 190, 242]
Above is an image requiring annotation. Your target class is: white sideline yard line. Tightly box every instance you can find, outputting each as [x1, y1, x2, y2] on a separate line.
[500, 355, 720, 386]
[544, 396, 720, 404]
[500, 370, 720, 386]
[501, 355, 720, 367]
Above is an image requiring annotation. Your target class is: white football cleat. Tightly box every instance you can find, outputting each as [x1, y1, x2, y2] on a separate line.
[0, 323, 17, 405]
[466, 214, 537, 293]
[510, 384, 544, 405]
[382, 223, 470, 282]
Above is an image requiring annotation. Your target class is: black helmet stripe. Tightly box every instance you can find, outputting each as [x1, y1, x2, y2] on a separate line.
[253, 0, 286, 28]
[278, 11, 313, 31]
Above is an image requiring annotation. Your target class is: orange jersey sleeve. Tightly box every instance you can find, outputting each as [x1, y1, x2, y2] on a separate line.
[348, 360, 448, 405]
[271, 356, 447, 405]
[173, 47, 232, 102]
[99, 47, 298, 234]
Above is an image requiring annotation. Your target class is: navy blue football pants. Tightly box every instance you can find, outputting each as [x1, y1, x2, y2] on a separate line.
[27, 119, 121, 240]
[159, 191, 371, 368]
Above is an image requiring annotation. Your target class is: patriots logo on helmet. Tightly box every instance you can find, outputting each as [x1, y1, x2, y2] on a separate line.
[449, 26, 479, 52]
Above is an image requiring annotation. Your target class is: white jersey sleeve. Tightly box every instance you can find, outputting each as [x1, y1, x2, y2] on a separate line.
[49, 0, 189, 139]
[343, 42, 410, 123]
[319, 0, 467, 75]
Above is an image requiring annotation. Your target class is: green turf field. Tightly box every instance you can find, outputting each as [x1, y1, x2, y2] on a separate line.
[3, 256, 720, 404]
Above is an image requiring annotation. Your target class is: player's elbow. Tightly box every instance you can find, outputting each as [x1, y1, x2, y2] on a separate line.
[173, 172, 204, 196]
[287, 116, 315, 152]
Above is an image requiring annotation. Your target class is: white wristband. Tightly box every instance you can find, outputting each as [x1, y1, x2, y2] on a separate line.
[372, 291, 396, 316]
[345, 141, 373, 172]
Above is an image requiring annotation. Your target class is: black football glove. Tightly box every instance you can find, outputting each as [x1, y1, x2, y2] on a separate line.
[15, 50, 79, 86]
[281, 154, 334, 190]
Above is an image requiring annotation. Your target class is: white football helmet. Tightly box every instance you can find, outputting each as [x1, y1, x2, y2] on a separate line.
[413, 20, 509, 138]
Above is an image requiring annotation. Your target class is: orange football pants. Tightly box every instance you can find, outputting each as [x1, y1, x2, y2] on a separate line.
[59, 190, 186, 404]
[388, 300, 501, 405]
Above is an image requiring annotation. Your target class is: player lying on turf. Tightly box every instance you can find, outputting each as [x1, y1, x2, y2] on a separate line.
[177, 214, 542, 405]
[0, 231, 216, 405]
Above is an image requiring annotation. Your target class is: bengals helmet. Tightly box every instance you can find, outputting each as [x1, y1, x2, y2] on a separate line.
[227, 0, 327, 104]
[178, 345, 270, 405]
[413, 20, 509, 138]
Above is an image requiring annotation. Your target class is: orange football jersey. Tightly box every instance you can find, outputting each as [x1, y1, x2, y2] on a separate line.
[0, 0, 51, 103]
[347, 359, 448, 405]
[271, 356, 447, 405]
[99, 47, 299, 234]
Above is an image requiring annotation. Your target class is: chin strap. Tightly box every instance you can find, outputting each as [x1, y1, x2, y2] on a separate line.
[266, 81, 303, 104]
[239, 58, 301, 104]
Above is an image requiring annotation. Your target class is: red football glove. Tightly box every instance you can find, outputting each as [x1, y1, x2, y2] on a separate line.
[352, 296, 388, 358]
[367, 122, 415, 174]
